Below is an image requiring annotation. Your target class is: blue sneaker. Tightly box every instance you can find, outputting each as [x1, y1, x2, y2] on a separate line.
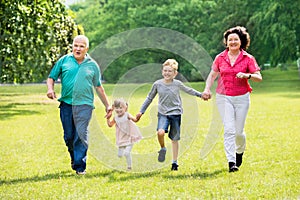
[158, 148, 166, 162]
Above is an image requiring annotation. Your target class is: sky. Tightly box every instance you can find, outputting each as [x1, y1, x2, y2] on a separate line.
[63, 0, 84, 6]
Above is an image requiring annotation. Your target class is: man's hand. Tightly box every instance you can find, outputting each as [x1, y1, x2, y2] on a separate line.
[47, 90, 56, 99]
[105, 106, 113, 119]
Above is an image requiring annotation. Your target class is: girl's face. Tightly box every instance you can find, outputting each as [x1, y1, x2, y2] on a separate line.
[162, 65, 177, 82]
[227, 33, 241, 51]
[114, 103, 127, 117]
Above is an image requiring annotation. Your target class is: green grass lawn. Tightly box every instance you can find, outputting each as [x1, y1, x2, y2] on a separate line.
[0, 66, 299, 199]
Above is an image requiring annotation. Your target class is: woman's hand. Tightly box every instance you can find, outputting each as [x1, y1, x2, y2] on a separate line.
[201, 89, 212, 101]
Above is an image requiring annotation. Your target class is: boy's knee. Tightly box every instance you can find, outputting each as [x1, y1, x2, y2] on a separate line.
[157, 129, 165, 136]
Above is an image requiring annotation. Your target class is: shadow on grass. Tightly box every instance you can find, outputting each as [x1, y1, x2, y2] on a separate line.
[163, 169, 226, 179]
[0, 168, 225, 185]
[0, 170, 113, 185]
[0, 103, 42, 120]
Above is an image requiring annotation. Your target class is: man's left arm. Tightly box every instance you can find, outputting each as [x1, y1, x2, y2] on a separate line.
[95, 85, 112, 116]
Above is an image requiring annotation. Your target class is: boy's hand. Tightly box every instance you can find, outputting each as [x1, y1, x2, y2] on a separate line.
[136, 112, 143, 122]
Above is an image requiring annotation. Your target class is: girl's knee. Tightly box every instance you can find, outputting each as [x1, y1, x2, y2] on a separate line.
[124, 151, 131, 157]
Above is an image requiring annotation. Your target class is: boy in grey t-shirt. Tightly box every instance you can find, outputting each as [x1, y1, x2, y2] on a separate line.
[136, 59, 203, 170]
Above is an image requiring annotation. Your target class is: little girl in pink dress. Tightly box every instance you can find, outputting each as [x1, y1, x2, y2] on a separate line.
[107, 98, 142, 170]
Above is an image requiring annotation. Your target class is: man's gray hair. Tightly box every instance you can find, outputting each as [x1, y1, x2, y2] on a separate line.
[73, 35, 89, 48]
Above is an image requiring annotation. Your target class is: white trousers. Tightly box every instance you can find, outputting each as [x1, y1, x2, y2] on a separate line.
[118, 144, 133, 167]
[216, 93, 250, 163]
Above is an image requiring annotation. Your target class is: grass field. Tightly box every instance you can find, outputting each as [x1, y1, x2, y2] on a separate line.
[0, 66, 299, 199]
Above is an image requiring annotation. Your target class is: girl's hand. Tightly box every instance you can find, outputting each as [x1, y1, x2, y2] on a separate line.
[105, 109, 113, 119]
[136, 112, 143, 122]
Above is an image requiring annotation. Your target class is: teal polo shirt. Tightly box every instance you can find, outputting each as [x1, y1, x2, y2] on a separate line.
[72, 55, 102, 107]
[49, 53, 79, 105]
[49, 53, 102, 107]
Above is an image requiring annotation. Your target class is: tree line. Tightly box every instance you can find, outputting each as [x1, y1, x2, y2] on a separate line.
[1, 0, 299, 83]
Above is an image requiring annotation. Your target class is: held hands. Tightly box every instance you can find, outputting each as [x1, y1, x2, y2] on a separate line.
[201, 89, 212, 101]
[135, 112, 143, 122]
[105, 106, 113, 119]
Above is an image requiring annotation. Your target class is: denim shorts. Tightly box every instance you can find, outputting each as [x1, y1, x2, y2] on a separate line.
[157, 113, 181, 141]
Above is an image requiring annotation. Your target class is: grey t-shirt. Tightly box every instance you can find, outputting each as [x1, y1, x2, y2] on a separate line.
[140, 79, 202, 115]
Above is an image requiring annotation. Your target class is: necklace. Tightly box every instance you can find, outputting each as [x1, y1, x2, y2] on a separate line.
[228, 51, 240, 66]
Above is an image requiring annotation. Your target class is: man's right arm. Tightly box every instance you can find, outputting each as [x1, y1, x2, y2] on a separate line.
[47, 78, 56, 99]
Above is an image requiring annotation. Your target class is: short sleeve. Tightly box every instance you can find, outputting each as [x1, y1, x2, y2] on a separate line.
[49, 55, 67, 80]
[248, 56, 260, 73]
[93, 62, 102, 87]
[212, 56, 220, 72]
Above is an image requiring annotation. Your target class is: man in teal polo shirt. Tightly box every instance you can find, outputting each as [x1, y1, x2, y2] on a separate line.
[47, 35, 111, 175]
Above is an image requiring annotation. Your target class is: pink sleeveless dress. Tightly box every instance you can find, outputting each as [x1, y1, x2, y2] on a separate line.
[114, 112, 142, 147]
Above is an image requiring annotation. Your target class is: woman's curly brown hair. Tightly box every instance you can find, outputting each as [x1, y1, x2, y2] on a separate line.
[223, 26, 250, 50]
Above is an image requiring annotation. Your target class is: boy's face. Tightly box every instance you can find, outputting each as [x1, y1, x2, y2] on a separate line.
[162, 65, 177, 82]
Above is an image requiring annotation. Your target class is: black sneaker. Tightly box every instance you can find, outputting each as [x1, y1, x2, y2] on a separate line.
[76, 170, 86, 175]
[228, 162, 239, 173]
[158, 148, 166, 162]
[171, 163, 178, 171]
[71, 160, 75, 170]
[236, 153, 244, 167]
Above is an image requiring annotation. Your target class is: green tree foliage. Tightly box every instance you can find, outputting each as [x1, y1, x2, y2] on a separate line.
[0, 0, 83, 83]
[249, 0, 300, 67]
[71, 0, 299, 83]
[72, 0, 216, 83]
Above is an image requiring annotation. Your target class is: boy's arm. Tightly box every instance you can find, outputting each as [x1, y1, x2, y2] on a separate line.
[139, 83, 157, 114]
[178, 81, 202, 97]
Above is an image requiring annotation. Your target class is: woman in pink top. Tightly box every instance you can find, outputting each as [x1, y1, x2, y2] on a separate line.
[107, 98, 142, 171]
[202, 26, 262, 172]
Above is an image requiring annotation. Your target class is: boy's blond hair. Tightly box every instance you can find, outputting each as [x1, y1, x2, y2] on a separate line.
[162, 59, 178, 71]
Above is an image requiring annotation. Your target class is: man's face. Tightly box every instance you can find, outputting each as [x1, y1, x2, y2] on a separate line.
[72, 38, 88, 62]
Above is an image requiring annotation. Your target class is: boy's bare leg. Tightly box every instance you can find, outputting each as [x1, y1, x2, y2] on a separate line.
[172, 140, 179, 162]
[157, 129, 166, 162]
[157, 129, 165, 148]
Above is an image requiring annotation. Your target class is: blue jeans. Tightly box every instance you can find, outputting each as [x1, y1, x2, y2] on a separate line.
[59, 102, 93, 172]
[59, 102, 75, 164]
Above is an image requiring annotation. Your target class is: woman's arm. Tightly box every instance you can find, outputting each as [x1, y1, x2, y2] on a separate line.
[202, 69, 219, 100]
[236, 71, 262, 82]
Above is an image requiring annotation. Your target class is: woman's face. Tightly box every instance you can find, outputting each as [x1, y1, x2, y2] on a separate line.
[227, 33, 241, 51]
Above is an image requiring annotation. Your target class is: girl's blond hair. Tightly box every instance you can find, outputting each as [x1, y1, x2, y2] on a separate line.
[113, 98, 128, 108]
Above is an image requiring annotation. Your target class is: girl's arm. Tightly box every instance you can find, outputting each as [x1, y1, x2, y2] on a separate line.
[128, 113, 138, 122]
[107, 117, 116, 127]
